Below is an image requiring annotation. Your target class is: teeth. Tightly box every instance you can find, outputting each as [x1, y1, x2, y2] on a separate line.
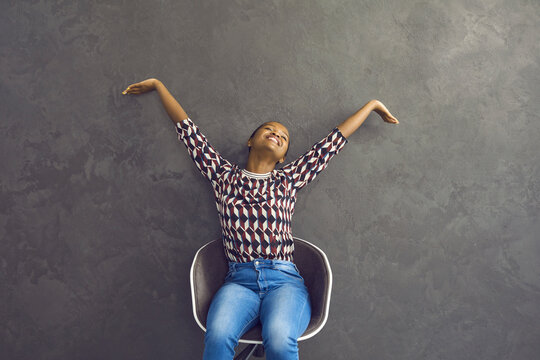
[268, 136, 279, 145]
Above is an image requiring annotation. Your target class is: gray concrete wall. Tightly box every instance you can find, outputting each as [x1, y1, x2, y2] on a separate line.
[1, 0, 539, 359]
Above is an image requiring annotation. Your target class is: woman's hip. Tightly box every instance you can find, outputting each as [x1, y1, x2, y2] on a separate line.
[225, 258, 307, 293]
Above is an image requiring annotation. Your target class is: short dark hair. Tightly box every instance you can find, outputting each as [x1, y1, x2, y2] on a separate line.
[248, 123, 290, 164]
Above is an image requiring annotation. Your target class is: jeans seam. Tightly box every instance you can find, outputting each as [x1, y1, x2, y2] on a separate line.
[294, 296, 309, 336]
[238, 314, 260, 338]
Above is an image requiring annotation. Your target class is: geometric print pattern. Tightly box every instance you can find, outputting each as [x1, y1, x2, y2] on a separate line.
[176, 117, 348, 263]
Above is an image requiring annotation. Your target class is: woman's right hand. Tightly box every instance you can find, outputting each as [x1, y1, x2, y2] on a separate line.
[372, 100, 399, 124]
[122, 78, 160, 95]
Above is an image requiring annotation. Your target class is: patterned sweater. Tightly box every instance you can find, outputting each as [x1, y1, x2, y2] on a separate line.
[175, 117, 348, 263]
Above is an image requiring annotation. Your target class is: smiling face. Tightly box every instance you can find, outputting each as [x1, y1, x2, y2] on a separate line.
[247, 121, 290, 164]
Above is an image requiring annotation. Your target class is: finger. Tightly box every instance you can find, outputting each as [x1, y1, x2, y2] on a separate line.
[122, 85, 137, 94]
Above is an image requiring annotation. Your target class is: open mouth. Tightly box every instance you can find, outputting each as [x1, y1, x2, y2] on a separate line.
[266, 135, 281, 146]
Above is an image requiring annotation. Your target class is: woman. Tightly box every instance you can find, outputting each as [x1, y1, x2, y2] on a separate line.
[122, 78, 398, 359]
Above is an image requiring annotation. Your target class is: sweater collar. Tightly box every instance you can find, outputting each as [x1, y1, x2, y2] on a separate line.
[241, 168, 273, 179]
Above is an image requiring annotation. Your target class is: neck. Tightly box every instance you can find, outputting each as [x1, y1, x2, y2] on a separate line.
[245, 152, 278, 174]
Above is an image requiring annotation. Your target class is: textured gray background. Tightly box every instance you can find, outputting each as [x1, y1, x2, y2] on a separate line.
[1, 0, 539, 359]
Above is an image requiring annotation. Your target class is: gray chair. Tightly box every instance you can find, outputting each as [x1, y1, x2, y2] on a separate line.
[190, 237, 333, 359]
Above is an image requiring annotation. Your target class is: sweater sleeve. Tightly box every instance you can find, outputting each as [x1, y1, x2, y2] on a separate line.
[175, 117, 233, 186]
[280, 127, 348, 191]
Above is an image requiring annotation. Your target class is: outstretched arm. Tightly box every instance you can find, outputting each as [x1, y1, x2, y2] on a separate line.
[123, 78, 188, 125]
[123, 78, 232, 186]
[337, 100, 399, 138]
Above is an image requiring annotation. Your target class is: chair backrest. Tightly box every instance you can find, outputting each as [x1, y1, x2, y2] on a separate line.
[190, 237, 332, 344]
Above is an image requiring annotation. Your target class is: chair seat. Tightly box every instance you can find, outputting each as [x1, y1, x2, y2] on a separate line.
[190, 237, 332, 344]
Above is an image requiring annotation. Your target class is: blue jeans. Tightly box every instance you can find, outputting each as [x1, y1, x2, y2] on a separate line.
[203, 258, 311, 360]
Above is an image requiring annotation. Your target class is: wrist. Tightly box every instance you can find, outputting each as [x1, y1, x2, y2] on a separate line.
[371, 100, 387, 115]
[152, 79, 162, 89]
[369, 99, 381, 110]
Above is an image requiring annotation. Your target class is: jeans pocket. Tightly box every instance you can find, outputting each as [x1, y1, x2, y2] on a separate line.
[273, 264, 304, 282]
